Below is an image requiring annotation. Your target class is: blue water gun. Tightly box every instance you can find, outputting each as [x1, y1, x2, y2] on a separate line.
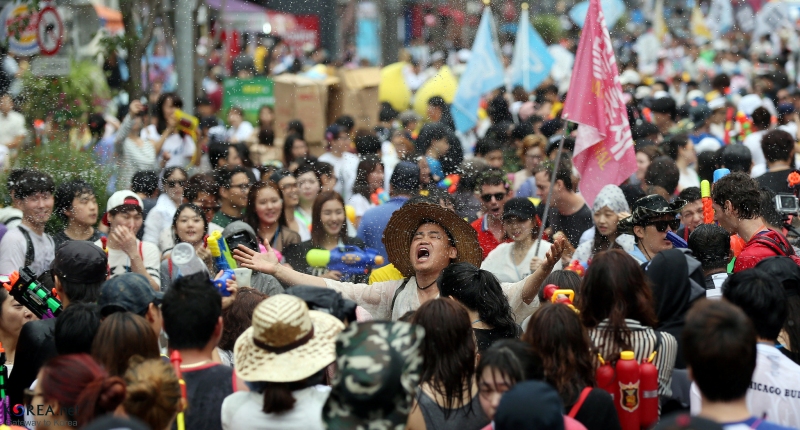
[207, 231, 236, 296]
[666, 230, 688, 248]
[306, 246, 385, 278]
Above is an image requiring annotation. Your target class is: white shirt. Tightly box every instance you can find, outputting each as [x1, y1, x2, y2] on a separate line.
[318, 152, 359, 201]
[141, 124, 196, 168]
[143, 194, 178, 245]
[226, 121, 254, 143]
[779, 122, 798, 139]
[481, 240, 556, 283]
[707, 273, 727, 299]
[96, 238, 161, 288]
[347, 194, 373, 218]
[743, 130, 768, 178]
[222, 386, 330, 430]
[678, 166, 701, 191]
[690, 344, 800, 428]
[0, 225, 54, 276]
[0, 111, 27, 148]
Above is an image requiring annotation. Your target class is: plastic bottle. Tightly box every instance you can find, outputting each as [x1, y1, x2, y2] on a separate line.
[639, 352, 659, 429]
[615, 351, 640, 430]
[171, 243, 209, 277]
[596, 354, 616, 402]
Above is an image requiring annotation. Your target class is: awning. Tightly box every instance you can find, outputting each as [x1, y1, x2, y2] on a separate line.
[93, 4, 123, 32]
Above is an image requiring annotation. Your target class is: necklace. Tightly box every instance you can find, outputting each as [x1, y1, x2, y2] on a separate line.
[417, 279, 437, 290]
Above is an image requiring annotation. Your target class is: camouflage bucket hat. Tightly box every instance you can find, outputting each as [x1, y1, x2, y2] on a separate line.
[324, 321, 425, 430]
[618, 195, 686, 234]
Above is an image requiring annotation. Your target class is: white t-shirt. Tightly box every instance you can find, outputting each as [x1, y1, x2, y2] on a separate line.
[95, 239, 161, 288]
[779, 122, 798, 139]
[143, 194, 178, 245]
[678, 166, 701, 191]
[0, 111, 27, 148]
[0, 225, 54, 276]
[707, 273, 727, 299]
[318, 152, 359, 201]
[222, 386, 330, 430]
[690, 344, 800, 428]
[141, 124, 196, 168]
[481, 240, 557, 283]
[743, 130, 768, 178]
[226, 121, 254, 143]
[347, 193, 373, 218]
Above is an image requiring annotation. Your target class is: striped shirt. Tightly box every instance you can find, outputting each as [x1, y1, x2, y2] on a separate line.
[588, 318, 678, 398]
[115, 115, 157, 191]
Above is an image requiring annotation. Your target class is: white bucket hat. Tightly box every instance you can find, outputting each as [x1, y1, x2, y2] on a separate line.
[234, 294, 344, 383]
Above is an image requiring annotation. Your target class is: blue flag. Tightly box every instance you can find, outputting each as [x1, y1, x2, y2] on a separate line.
[451, 8, 505, 133]
[509, 7, 554, 92]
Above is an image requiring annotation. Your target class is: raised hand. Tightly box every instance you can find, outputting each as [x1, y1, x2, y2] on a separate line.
[233, 244, 278, 275]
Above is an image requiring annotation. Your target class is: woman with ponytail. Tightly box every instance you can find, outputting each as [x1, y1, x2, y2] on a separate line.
[438, 262, 520, 351]
[123, 357, 183, 430]
[32, 353, 126, 428]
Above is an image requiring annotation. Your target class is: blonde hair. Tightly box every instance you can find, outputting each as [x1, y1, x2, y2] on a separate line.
[518, 134, 547, 159]
[123, 357, 182, 430]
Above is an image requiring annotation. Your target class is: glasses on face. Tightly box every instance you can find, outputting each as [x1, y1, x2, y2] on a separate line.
[646, 219, 680, 233]
[166, 180, 186, 188]
[481, 193, 506, 203]
[196, 204, 220, 214]
[231, 182, 251, 192]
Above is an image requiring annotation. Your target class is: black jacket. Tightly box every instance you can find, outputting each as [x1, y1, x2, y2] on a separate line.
[8, 318, 57, 406]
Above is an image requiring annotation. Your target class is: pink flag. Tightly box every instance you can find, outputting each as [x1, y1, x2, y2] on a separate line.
[561, 0, 636, 207]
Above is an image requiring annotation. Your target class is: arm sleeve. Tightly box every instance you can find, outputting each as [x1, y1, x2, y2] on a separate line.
[160, 259, 172, 292]
[0, 230, 26, 275]
[501, 279, 541, 324]
[142, 209, 164, 245]
[114, 115, 134, 156]
[252, 273, 285, 296]
[143, 242, 162, 288]
[323, 278, 402, 320]
[655, 331, 678, 397]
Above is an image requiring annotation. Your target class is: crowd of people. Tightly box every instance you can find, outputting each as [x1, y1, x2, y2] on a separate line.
[2, 14, 800, 429]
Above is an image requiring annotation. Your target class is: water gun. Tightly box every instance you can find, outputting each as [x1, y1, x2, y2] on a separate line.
[206, 231, 236, 296]
[666, 231, 687, 248]
[565, 260, 586, 277]
[174, 109, 199, 141]
[0, 343, 8, 425]
[736, 111, 752, 139]
[437, 174, 460, 194]
[306, 246, 385, 277]
[542, 284, 578, 312]
[789, 172, 800, 189]
[2, 268, 62, 319]
[713, 168, 730, 183]
[370, 188, 390, 205]
[701, 180, 714, 224]
[642, 107, 652, 123]
[170, 351, 187, 430]
[723, 107, 734, 145]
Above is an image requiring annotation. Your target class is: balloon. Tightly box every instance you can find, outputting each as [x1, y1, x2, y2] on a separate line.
[413, 66, 458, 117]
[345, 205, 356, 225]
[379, 62, 412, 111]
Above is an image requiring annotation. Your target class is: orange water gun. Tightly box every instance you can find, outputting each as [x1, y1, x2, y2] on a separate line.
[736, 111, 752, 139]
[642, 107, 652, 123]
[170, 351, 187, 430]
[701, 180, 714, 224]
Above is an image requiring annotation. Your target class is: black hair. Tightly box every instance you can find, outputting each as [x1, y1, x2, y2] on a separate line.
[213, 166, 254, 190]
[161, 166, 188, 190]
[475, 139, 504, 157]
[15, 170, 55, 200]
[688, 224, 731, 271]
[711, 74, 730, 91]
[172, 203, 209, 244]
[475, 339, 545, 386]
[355, 134, 382, 155]
[475, 168, 510, 193]
[644, 156, 680, 196]
[438, 263, 518, 336]
[539, 270, 582, 303]
[60, 278, 103, 304]
[697, 151, 719, 183]
[378, 102, 398, 123]
[415, 122, 448, 154]
[184, 173, 218, 201]
[155, 92, 184, 135]
[335, 115, 355, 133]
[6, 168, 30, 199]
[54, 180, 96, 223]
[720, 144, 752, 173]
[722, 269, 787, 341]
[55, 302, 101, 355]
[425, 187, 455, 208]
[293, 159, 322, 182]
[286, 120, 305, 140]
[678, 186, 701, 203]
[131, 170, 159, 196]
[662, 133, 690, 161]
[759, 188, 783, 228]
[711, 172, 761, 219]
[316, 161, 334, 177]
[162, 273, 222, 350]
[752, 107, 772, 130]
[683, 300, 757, 402]
[540, 157, 575, 192]
[283, 134, 306, 166]
[761, 129, 795, 163]
[208, 142, 231, 168]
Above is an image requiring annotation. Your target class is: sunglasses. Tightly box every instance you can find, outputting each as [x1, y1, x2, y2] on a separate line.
[481, 193, 506, 203]
[166, 180, 186, 188]
[646, 219, 680, 232]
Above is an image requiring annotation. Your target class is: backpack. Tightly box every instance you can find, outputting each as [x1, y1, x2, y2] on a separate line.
[750, 233, 800, 267]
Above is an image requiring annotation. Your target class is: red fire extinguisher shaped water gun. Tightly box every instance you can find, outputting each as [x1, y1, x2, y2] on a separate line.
[616, 351, 640, 430]
[596, 354, 616, 401]
[640, 351, 659, 429]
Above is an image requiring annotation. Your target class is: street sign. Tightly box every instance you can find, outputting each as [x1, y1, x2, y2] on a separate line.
[31, 55, 69, 76]
[36, 5, 63, 56]
[222, 77, 275, 123]
[0, 0, 39, 56]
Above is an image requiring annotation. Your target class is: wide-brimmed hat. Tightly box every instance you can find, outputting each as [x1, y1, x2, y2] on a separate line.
[324, 321, 425, 430]
[618, 195, 686, 233]
[382, 202, 481, 277]
[234, 294, 344, 382]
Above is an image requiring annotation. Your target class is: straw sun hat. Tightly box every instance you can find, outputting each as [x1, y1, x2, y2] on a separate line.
[234, 294, 345, 383]
[381, 202, 482, 277]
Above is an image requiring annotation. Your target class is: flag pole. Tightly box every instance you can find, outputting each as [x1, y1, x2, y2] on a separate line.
[534, 123, 571, 255]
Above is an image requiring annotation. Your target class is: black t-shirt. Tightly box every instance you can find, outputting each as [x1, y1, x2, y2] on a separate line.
[547, 204, 594, 247]
[473, 325, 521, 352]
[567, 387, 621, 430]
[756, 170, 795, 195]
[52, 229, 104, 250]
[178, 363, 234, 430]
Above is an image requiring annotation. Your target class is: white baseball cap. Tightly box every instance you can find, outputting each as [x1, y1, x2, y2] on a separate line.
[102, 190, 143, 226]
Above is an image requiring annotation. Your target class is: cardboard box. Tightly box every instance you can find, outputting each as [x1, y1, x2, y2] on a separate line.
[328, 67, 381, 131]
[273, 74, 338, 143]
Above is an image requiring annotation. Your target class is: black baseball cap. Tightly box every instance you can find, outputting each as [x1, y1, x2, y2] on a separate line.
[389, 161, 420, 193]
[98, 273, 163, 317]
[503, 197, 537, 221]
[51, 241, 108, 284]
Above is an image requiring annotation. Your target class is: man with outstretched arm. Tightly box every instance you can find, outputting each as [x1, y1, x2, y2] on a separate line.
[234, 201, 565, 322]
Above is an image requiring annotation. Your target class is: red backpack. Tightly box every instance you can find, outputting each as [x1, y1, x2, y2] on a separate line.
[750, 233, 800, 267]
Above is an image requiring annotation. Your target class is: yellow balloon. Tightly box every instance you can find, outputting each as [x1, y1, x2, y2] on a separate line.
[413, 66, 458, 117]
[379, 62, 412, 112]
[345, 205, 356, 225]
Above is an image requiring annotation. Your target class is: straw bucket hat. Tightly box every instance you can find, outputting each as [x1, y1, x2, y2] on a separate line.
[381, 202, 482, 277]
[234, 294, 345, 383]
